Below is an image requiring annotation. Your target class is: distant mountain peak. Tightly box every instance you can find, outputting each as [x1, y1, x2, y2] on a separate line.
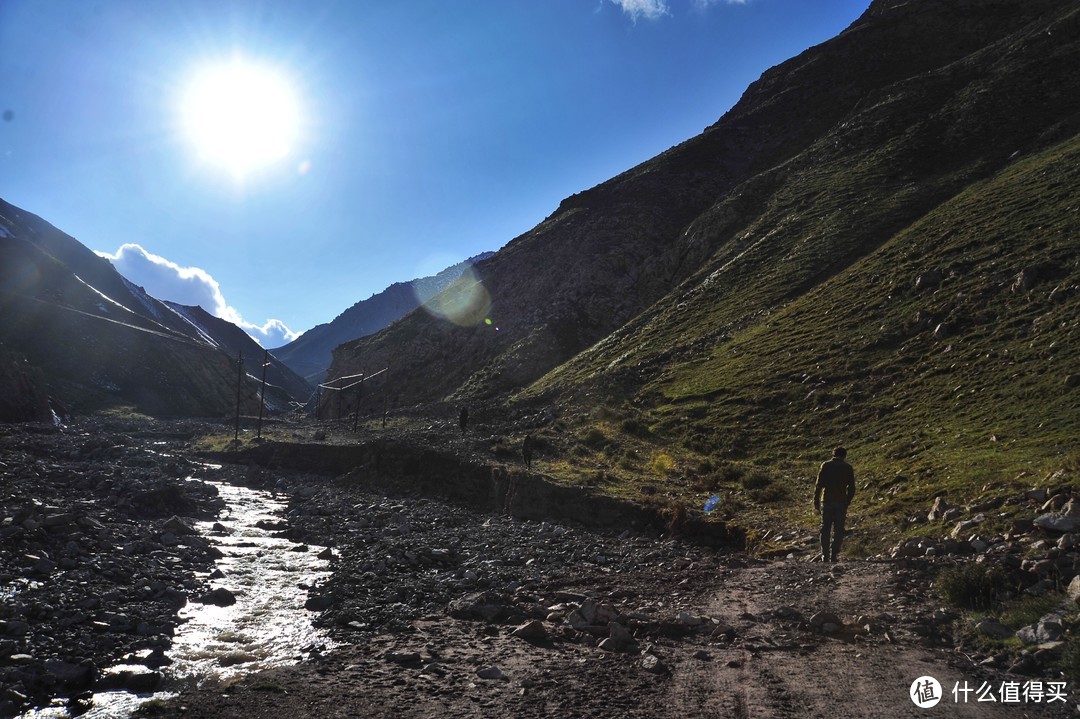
[274, 252, 493, 384]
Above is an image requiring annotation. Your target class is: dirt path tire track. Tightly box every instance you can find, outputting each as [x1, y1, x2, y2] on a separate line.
[664, 559, 1074, 718]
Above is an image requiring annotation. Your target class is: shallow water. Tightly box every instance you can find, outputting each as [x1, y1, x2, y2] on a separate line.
[25, 479, 334, 718]
[167, 481, 335, 681]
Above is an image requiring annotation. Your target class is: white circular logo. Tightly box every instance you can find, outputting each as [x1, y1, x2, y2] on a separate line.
[910, 676, 942, 708]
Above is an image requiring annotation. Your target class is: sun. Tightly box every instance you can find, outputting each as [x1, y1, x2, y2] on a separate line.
[180, 59, 300, 178]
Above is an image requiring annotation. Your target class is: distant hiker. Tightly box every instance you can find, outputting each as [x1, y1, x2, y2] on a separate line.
[459, 406, 469, 435]
[813, 445, 856, 563]
[522, 434, 535, 469]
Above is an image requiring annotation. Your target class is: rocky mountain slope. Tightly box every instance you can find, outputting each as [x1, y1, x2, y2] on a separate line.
[163, 302, 313, 406]
[273, 253, 492, 385]
[327, 0, 1079, 499]
[0, 198, 310, 417]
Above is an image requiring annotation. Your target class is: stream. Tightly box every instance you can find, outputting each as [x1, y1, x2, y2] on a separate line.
[25, 477, 335, 718]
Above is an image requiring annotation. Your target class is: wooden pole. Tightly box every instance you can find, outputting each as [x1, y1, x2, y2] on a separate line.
[336, 377, 343, 420]
[234, 352, 244, 441]
[352, 374, 363, 432]
[256, 349, 269, 440]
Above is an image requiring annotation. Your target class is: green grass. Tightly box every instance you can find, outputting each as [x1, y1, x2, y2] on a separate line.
[249, 680, 288, 693]
[515, 132, 1080, 553]
[936, 563, 1008, 611]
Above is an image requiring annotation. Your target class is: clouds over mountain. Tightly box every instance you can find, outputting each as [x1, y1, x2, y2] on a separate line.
[96, 243, 298, 347]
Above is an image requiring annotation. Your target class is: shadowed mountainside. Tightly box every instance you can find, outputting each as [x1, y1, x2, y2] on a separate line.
[0, 198, 310, 417]
[163, 302, 313, 406]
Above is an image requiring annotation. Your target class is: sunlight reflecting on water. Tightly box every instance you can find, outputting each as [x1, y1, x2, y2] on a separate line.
[168, 481, 335, 682]
[23, 479, 334, 719]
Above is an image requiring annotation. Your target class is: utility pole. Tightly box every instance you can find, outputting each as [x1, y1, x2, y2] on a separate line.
[336, 376, 343, 420]
[352, 373, 363, 432]
[256, 349, 269, 440]
[234, 352, 244, 441]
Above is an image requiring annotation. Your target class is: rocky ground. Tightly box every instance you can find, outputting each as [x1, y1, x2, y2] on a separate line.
[2, 418, 1078, 718]
[0, 419, 229, 716]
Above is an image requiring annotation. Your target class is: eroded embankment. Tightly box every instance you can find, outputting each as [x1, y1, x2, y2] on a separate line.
[200, 439, 743, 549]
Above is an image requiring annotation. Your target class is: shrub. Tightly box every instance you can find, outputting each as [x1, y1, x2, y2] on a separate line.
[620, 417, 652, 437]
[741, 469, 773, 490]
[1058, 638, 1080, 681]
[749, 483, 790, 504]
[649, 452, 675, 476]
[935, 563, 1006, 611]
[579, 428, 607, 449]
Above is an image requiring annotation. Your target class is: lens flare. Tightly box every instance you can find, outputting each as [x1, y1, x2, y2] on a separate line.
[421, 267, 491, 327]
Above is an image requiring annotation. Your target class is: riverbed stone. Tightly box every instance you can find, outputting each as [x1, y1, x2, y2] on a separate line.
[198, 587, 237, 607]
[44, 658, 96, 688]
[510, 620, 548, 642]
[305, 595, 334, 612]
[476, 666, 509, 681]
[641, 653, 667, 675]
[163, 516, 197, 535]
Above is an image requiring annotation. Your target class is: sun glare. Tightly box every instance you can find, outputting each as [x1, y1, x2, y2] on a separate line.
[180, 59, 300, 178]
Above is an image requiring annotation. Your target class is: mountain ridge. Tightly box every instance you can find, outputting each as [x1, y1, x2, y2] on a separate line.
[273, 252, 493, 385]
[327, 0, 1078, 408]
[320, 0, 1079, 531]
[0, 198, 310, 418]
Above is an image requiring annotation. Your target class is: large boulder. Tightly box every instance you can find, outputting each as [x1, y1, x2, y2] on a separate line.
[1033, 514, 1080, 533]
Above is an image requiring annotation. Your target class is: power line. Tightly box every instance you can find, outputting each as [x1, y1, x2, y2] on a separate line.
[318, 367, 388, 391]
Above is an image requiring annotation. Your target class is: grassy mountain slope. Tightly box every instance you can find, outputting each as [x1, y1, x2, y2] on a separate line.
[329, 0, 1077, 412]
[322, 0, 1079, 548]
[529, 133, 1078, 547]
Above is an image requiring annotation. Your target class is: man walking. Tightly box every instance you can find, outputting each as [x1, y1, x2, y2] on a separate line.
[814, 446, 856, 562]
[522, 434, 535, 470]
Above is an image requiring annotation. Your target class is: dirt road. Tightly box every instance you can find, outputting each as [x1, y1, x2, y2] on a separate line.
[153, 556, 1074, 718]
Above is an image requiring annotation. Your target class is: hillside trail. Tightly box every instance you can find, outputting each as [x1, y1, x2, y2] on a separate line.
[664, 558, 1071, 718]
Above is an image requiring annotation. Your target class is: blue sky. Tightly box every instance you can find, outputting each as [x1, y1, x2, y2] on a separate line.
[0, 0, 870, 346]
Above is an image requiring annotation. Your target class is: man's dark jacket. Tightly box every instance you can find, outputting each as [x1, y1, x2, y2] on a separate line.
[815, 458, 855, 506]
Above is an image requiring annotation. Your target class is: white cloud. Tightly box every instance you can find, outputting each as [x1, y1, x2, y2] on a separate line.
[239, 318, 300, 348]
[608, 0, 669, 21]
[610, 0, 749, 20]
[96, 243, 298, 347]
